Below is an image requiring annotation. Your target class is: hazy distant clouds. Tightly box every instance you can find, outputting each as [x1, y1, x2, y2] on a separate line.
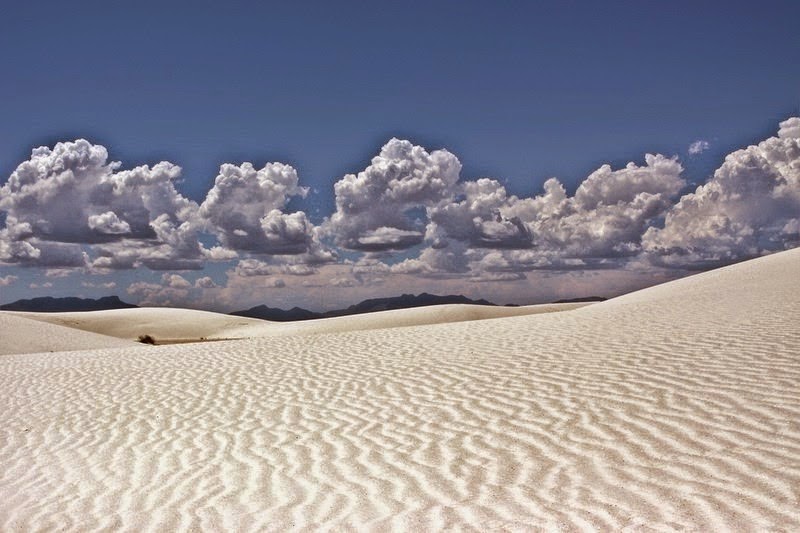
[1, 117, 799, 304]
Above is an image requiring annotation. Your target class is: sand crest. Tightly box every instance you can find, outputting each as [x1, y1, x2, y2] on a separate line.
[0, 248, 798, 530]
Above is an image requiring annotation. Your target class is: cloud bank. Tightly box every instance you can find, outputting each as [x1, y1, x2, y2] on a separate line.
[1, 116, 798, 305]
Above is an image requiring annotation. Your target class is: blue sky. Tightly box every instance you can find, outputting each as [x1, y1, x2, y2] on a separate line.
[1, 1, 799, 310]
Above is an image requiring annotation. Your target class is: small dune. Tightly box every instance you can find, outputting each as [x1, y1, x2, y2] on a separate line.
[0, 312, 133, 355]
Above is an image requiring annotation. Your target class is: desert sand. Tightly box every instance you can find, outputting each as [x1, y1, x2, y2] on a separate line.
[5, 301, 587, 348]
[0, 248, 798, 530]
[0, 312, 134, 356]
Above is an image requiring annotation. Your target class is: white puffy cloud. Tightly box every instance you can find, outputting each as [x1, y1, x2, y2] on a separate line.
[326, 138, 461, 251]
[0, 139, 201, 269]
[0, 275, 17, 286]
[644, 117, 800, 268]
[0, 215, 89, 268]
[783, 218, 800, 236]
[91, 216, 205, 271]
[427, 178, 532, 249]
[424, 154, 685, 275]
[87, 211, 132, 235]
[233, 258, 274, 277]
[356, 227, 425, 251]
[232, 258, 321, 278]
[81, 280, 117, 289]
[573, 154, 685, 210]
[199, 162, 314, 254]
[194, 276, 218, 289]
[258, 210, 314, 254]
[778, 117, 800, 140]
[126, 273, 195, 307]
[203, 246, 239, 261]
[162, 273, 192, 289]
[688, 140, 710, 155]
[5, 118, 800, 301]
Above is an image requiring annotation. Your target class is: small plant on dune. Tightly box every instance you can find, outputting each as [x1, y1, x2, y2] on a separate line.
[137, 334, 156, 345]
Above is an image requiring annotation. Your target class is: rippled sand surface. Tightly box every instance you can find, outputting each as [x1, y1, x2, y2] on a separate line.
[1, 249, 798, 531]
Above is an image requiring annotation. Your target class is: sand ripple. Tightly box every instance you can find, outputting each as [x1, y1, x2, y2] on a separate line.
[1, 249, 799, 530]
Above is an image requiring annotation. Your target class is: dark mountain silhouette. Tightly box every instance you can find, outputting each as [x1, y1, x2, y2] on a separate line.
[230, 305, 318, 322]
[341, 293, 496, 315]
[0, 296, 137, 312]
[232, 293, 499, 322]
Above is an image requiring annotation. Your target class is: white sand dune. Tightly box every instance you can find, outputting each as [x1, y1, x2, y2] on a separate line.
[0, 248, 798, 530]
[4, 307, 267, 345]
[0, 312, 133, 355]
[7, 301, 586, 344]
[243, 302, 589, 339]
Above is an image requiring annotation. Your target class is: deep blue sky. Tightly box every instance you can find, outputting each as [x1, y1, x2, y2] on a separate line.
[1, 1, 799, 310]
[2, 0, 798, 214]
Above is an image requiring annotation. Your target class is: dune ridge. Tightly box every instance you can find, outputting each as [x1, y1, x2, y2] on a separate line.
[0, 248, 798, 530]
[6, 302, 586, 347]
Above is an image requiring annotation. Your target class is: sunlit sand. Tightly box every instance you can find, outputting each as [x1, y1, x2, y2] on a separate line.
[1, 248, 798, 530]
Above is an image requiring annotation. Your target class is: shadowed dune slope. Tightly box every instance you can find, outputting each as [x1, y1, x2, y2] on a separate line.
[0, 248, 798, 530]
[0, 312, 134, 355]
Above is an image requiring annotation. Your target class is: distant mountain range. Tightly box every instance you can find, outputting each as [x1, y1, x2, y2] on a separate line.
[1, 293, 605, 319]
[0, 296, 137, 312]
[233, 293, 505, 322]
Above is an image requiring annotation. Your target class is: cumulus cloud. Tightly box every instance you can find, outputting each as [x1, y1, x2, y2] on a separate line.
[87, 211, 132, 235]
[4, 117, 799, 301]
[688, 140, 710, 155]
[194, 276, 218, 289]
[233, 258, 274, 277]
[199, 162, 315, 254]
[356, 227, 425, 251]
[644, 117, 800, 268]
[162, 273, 192, 289]
[0, 275, 18, 286]
[423, 153, 686, 275]
[326, 138, 461, 251]
[0, 139, 201, 269]
[427, 178, 532, 249]
[126, 273, 196, 306]
[232, 258, 320, 278]
[29, 281, 53, 289]
[778, 117, 800, 140]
